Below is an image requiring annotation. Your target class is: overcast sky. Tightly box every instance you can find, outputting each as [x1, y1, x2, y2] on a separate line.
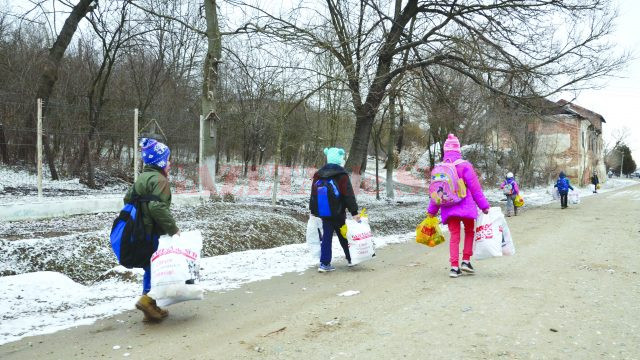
[554, 0, 640, 163]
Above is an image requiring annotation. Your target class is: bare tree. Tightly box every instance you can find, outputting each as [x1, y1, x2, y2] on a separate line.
[229, 0, 626, 175]
[21, 0, 97, 178]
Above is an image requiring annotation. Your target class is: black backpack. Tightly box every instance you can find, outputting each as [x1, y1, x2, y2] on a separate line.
[311, 177, 342, 218]
[109, 190, 161, 269]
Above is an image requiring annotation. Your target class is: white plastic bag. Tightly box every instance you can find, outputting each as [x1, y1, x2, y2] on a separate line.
[306, 215, 323, 259]
[551, 187, 560, 200]
[473, 207, 504, 260]
[500, 217, 516, 256]
[344, 217, 375, 265]
[569, 190, 580, 204]
[148, 230, 204, 306]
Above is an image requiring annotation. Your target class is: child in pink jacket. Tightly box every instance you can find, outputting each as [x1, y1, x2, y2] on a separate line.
[427, 134, 490, 278]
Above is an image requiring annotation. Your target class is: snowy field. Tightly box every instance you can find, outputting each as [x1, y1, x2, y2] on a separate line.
[0, 162, 637, 344]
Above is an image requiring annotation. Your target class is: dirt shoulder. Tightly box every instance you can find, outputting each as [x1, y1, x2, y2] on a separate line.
[2, 185, 639, 359]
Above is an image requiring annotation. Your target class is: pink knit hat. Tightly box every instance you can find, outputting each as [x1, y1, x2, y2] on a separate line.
[443, 133, 461, 153]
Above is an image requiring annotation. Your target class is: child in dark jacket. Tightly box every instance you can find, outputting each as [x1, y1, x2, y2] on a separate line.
[124, 138, 180, 322]
[309, 148, 360, 272]
[500, 172, 520, 217]
[554, 171, 574, 209]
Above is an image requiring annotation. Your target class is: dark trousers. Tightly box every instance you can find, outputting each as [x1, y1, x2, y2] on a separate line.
[560, 191, 568, 208]
[320, 216, 351, 266]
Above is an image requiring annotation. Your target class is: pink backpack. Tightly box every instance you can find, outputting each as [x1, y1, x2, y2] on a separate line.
[429, 159, 467, 206]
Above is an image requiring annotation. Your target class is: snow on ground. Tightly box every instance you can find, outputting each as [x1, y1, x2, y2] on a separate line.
[1, 163, 637, 345]
[0, 231, 414, 345]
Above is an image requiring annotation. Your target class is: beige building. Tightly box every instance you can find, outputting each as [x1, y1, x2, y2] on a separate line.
[534, 99, 606, 185]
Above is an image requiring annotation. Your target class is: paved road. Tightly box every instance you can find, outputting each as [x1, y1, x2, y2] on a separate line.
[2, 184, 639, 359]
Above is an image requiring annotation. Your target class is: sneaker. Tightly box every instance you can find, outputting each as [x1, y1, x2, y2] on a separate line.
[461, 261, 475, 274]
[347, 260, 356, 267]
[449, 267, 462, 278]
[136, 294, 169, 321]
[318, 264, 336, 273]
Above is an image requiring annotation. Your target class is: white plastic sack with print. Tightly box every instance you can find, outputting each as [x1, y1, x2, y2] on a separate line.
[344, 216, 375, 265]
[473, 207, 504, 260]
[569, 190, 580, 204]
[148, 230, 203, 306]
[306, 215, 323, 259]
[551, 187, 560, 200]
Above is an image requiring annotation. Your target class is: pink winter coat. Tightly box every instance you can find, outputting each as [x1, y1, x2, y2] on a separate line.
[427, 151, 490, 224]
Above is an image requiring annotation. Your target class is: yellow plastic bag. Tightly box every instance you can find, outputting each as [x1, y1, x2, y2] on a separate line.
[416, 216, 445, 247]
[514, 194, 525, 207]
[340, 208, 368, 238]
[596, 184, 601, 190]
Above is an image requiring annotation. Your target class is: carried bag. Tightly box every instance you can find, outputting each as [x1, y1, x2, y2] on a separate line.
[341, 210, 375, 265]
[306, 215, 323, 259]
[416, 216, 445, 247]
[514, 194, 525, 208]
[429, 159, 467, 206]
[473, 207, 505, 260]
[148, 230, 204, 307]
[110, 190, 161, 268]
[474, 207, 516, 259]
[311, 177, 342, 218]
[569, 191, 580, 204]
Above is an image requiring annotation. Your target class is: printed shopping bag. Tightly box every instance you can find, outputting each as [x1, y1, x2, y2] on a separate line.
[514, 194, 525, 208]
[473, 207, 504, 260]
[551, 187, 560, 200]
[148, 230, 204, 306]
[416, 216, 445, 247]
[341, 209, 375, 265]
[306, 215, 323, 259]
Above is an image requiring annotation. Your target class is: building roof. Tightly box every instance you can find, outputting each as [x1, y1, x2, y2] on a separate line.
[556, 99, 606, 129]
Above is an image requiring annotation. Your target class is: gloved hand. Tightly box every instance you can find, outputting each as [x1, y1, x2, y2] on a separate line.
[353, 214, 361, 223]
[482, 208, 489, 215]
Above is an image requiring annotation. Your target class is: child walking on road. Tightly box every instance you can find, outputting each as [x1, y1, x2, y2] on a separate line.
[427, 134, 490, 278]
[500, 172, 520, 217]
[309, 148, 360, 272]
[124, 138, 180, 322]
[554, 171, 574, 209]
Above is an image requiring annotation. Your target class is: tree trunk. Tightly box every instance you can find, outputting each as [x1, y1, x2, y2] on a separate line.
[396, 99, 405, 154]
[0, 121, 8, 163]
[21, 0, 95, 178]
[271, 114, 285, 206]
[201, 0, 222, 193]
[386, 92, 396, 199]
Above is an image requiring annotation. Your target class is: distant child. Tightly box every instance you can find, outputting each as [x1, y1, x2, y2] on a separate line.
[500, 172, 520, 217]
[124, 138, 180, 322]
[309, 148, 360, 272]
[591, 171, 599, 194]
[554, 171, 574, 209]
[427, 134, 490, 278]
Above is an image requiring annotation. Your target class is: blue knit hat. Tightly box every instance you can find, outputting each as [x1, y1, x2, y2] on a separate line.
[140, 138, 171, 169]
[324, 147, 345, 165]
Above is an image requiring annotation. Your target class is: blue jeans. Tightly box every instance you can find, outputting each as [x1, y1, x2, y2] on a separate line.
[320, 216, 351, 266]
[142, 235, 160, 295]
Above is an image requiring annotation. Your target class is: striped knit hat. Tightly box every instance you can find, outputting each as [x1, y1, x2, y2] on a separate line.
[443, 133, 461, 153]
[140, 138, 171, 169]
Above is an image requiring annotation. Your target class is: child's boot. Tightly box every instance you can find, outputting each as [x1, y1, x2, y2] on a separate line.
[136, 294, 169, 321]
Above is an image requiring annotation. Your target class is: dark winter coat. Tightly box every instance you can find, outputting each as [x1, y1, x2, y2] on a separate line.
[309, 164, 359, 217]
[554, 172, 574, 194]
[591, 174, 599, 185]
[123, 165, 178, 236]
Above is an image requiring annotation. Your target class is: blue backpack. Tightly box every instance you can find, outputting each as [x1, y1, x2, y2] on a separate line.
[556, 178, 570, 192]
[110, 191, 161, 269]
[311, 178, 341, 218]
